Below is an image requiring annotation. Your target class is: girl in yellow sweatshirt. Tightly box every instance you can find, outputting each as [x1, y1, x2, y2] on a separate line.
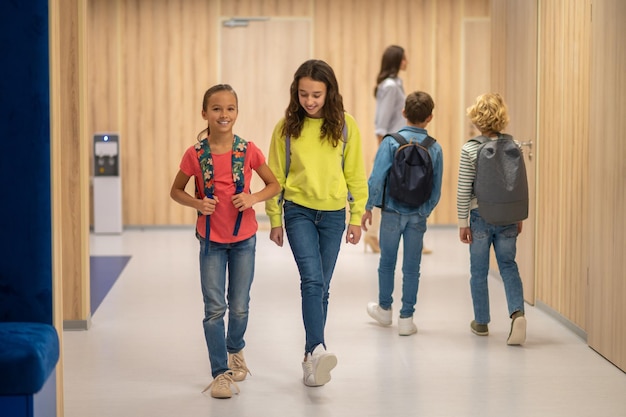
[265, 59, 367, 387]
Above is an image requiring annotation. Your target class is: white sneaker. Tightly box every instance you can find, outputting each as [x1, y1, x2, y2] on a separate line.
[398, 316, 417, 336]
[302, 344, 337, 387]
[367, 302, 392, 326]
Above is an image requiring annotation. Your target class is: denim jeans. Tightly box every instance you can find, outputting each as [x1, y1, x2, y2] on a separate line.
[283, 201, 346, 355]
[378, 210, 427, 318]
[469, 209, 524, 324]
[198, 235, 256, 378]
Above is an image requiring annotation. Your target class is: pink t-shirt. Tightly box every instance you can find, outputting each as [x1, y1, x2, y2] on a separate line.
[179, 140, 266, 243]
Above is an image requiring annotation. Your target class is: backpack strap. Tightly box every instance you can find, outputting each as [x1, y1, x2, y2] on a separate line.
[195, 135, 248, 253]
[231, 135, 247, 236]
[470, 135, 490, 145]
[386, 132, 407, 146]
[386, 132, 436, 148]
[421, 135, 436, 148]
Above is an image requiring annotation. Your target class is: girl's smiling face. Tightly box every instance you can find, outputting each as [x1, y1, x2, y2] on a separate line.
[202, 90, 238, 133]
[298, 77, 327, 118]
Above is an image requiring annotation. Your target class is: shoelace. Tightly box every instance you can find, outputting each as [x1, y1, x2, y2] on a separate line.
[202, 371, 240, 395]
[229, 353, 251, 376]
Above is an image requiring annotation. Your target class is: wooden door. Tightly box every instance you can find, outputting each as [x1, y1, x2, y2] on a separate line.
[587, 0, 626, 372]
[220, 18, 311, 216]
[492, 0, 538, 304]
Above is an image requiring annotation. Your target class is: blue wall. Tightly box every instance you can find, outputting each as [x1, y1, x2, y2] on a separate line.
[0, 1, 53, 324]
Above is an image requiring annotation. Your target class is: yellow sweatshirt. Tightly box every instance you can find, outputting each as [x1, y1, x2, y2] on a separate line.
[265, 113, 368, 227]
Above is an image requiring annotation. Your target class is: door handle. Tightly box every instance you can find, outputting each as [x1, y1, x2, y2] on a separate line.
[520, 140, 533, 161]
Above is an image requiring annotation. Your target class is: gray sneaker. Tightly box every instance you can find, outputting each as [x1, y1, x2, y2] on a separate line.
[470, 320, 489, 336]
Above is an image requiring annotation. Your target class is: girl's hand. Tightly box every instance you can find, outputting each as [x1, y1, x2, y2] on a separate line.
[198, 196, 219, 215]
[232, 193, 256, 212]
[346, 224, 362, 245]
[269, 226, 284, 247]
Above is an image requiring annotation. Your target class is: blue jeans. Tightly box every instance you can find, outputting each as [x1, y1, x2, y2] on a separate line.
[469, 209, 524, 324]
[378, 210, 427, 318]
[283, 201, 346, 355]
[198, 235, 256, 378]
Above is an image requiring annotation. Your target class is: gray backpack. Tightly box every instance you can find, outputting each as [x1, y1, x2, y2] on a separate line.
[471, 134, 528, 225]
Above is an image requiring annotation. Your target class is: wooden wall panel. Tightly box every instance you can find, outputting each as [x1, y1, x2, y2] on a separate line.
[587, 0, 626, 372]
[89, 0, 221, 225]
[536, 0, 591, 328]
[61, 0, 91, 326]
[88, 0, 490, 226]
[494, 0, 538, 305]
[52, 0, 91, 412]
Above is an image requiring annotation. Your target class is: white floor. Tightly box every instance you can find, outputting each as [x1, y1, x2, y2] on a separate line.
[63, 226, 626, 417]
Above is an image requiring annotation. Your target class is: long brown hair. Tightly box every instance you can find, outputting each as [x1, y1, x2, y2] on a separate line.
[283, 59, 345, 147]
[374, 45, 405, 97]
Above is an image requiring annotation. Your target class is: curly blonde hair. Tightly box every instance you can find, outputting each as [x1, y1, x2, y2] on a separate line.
[467, 93, 509, 134]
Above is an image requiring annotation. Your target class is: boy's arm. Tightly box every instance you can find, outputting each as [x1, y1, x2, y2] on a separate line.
[456, 145, 475, 228]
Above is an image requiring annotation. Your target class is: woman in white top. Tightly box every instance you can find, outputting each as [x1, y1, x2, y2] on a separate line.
[374, 45, 407, 144]
[364, 45, 407, 253]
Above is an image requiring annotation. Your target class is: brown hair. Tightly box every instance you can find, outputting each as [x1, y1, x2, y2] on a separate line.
[404, 91, 434, 124]
[374, 45, 405, 97]
[283, 59, 345, 146]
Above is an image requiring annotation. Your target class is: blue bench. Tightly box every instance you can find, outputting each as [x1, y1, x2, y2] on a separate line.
[0, 322, 59, 417]
[1, 1, 62, 416]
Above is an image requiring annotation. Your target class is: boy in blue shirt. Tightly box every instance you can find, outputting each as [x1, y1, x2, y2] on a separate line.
[361, 91, 443, 335]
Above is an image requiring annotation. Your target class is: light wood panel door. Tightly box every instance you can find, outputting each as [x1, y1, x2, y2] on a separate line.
[220, 18, 312, 216]
[491, 0, 538, 305]
[505, 0, 537, 305]
[587, 0, 626, 372]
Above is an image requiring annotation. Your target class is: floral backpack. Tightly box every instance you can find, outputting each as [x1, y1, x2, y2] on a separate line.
[195, 135, 247, 252]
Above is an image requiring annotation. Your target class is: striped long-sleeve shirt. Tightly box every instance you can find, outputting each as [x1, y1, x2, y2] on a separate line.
[456, 139, 482, 227]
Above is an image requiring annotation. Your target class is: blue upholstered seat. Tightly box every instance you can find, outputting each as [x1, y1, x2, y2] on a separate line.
[0, 322, 59, 395]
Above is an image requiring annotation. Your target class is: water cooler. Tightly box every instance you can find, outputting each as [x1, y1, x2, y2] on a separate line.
[93, 133, 122, 234]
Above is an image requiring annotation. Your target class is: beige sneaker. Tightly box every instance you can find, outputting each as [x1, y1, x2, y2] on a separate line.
[202, 371, 239, 399]
[507, 311, 527, 345]
[228, 350, 251, 382]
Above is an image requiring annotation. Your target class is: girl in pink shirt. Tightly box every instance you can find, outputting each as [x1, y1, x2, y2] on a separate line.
[170, 84, 279, 399]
